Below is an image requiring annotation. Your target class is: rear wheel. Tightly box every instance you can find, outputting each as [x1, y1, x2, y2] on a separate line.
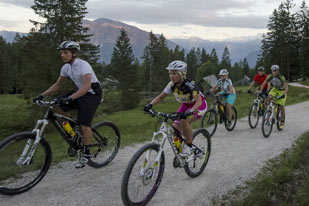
[121, 143, 165, 206]
[262, 110, 273, 138]
[0, 132, 52, 195]
[87, 121, 120, 168]
[248, 103, 260, 129]
[184, 129, 211, 178]
[200, 109, 217, 137]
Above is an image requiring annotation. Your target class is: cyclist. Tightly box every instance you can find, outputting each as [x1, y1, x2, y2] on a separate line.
[33, 40, 102, 168]
[207, 69, 236, 128]
[259, 65, 288, 129]
[144, 60, 207, 157]
[248, 66, 269, 98]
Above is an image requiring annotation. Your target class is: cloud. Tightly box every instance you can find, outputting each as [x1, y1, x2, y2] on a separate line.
[86, 0, 269, 29]
[0, 0, 33, 8]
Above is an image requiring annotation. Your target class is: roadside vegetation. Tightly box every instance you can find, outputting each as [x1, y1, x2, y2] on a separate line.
[211, 132, 309, 206]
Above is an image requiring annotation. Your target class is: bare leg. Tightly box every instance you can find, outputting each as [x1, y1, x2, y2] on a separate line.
[80, 125, 93, 146]
[280, 105, 285, 122]
[226, 103, 232, 121]
[172, 119, 192, 144]
[54, 106, 71, 117]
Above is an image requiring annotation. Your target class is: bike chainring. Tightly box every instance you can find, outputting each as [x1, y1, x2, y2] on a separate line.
[68, 147, 77, 157]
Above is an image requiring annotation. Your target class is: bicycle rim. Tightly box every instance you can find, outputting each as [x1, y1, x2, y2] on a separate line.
[87, 121, 120, 168]
[262, 110, 273, 138]
[248, 103, 259, 129]
[184, 129, 211, 178]
[0, 132, 51, 195]
[201, 109, 217, 137]
[121, 143, 165, 206]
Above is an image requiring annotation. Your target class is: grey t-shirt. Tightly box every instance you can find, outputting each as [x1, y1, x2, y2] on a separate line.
[60, 58, 99, 94]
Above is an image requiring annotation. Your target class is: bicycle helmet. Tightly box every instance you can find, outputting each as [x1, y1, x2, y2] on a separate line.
[59, 40, 80, 51]
[219, 69, 229, 76]
[257, 66, 265, 71]
[271, 65, 279, 71]
[166, 60, 187, 72]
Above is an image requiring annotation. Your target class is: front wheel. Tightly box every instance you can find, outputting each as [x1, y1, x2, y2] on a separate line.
[184, 129, 211, 178]
[200, 109, 217, 137]
[121, 143, 165, 206]
[225, 106, 237, 131]
[262, 110, 273, 138]
[0, 132, 52, 195]
[248, 103, 260, 129]
[276, 106, 282, 131]
[87, 121, 120, 168]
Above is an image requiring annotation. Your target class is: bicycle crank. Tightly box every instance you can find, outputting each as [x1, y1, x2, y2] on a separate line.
[68, 147, 77, 157]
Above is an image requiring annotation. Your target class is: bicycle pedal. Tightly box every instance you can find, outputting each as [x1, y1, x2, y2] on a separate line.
[68, 147, 77, 157]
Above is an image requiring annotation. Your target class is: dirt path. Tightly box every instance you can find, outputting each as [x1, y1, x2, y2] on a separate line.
[288, 82, 309, 89]
[1, 101, 309, 206]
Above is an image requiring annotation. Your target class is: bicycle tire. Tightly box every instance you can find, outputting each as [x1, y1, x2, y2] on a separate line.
[276, 106, 282, 131]
[121, 143, 165, 206]
[0, 132, 52, 195]
[184, 128, 211, 178]
[200, 109, 217, 137]
[262, 110, 273, 138]
[87, 121, 120, 168]
[248, 103, 260, 129]
[225, 106, 237, 131]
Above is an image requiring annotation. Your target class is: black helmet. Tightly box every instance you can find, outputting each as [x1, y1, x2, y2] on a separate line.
[257, 66, 265, 71]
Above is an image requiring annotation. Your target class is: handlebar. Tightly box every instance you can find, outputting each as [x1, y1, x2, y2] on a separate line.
[145, 109, 183, 121]
[34, 99, 59, 107]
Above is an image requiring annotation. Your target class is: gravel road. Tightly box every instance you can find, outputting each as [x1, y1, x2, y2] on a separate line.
[1, 101, 309, 206]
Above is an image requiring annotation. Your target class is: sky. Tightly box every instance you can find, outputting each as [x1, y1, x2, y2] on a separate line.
[0, 0, 306, 41]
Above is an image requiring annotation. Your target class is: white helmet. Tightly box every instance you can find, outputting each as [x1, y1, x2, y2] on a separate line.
[59, 40, 80, 51]
[219, 69, 229, 76]
[271, 65, 279, 71]
[166, 60, 187, 72]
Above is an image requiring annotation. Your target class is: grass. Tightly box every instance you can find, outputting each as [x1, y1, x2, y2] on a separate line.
[211, 132, 309, 206]
[301, 79, 309, 86]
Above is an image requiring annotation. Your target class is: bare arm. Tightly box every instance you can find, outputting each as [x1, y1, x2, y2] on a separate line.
[259, 80, 267, 92]
[71, 73, 92, 100]
[191, 94, 202, 112]
[150, 92, 169, 106]
[42, 76, 67, 96]
[284, 82, 288, 95]
[210, 85, 218, 93]
[248, 81, 257, 90]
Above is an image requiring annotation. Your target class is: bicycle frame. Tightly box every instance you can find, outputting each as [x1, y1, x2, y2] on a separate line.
[141, 117, 187, 177]
[16, 106, 81, 166]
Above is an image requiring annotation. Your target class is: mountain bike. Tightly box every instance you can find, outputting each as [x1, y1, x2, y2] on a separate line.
[200, 94, 237, 137]
[0, 100, 120, 195]
[248, 92, 266, 129]
[261, 96, 283, 137]
[121, 109, 211, 206]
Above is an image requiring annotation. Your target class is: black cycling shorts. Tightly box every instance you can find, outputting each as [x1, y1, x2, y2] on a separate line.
[57, 89, 102, 127]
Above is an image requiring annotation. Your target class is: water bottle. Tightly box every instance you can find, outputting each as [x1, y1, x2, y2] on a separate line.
[62, 121, 76, 137]
[219, 104, 224, 112]
[173, 135, 181, 150]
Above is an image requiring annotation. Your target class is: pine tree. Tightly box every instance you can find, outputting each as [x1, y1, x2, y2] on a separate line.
[298, 1, 309, 79]
[220, 46, 232, 71]
[111, 29, 140, 110]
[186, 48, 199, 80]
[200, 48, 209, 64]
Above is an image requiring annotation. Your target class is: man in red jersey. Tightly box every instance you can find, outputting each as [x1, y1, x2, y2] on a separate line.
[248, 66, 269, 97]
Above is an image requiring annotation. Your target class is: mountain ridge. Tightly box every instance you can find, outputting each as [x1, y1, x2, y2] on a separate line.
[0, 17, 261, 67]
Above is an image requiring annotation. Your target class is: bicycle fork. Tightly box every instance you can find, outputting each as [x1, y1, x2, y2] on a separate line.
[16, 119, 49, 166]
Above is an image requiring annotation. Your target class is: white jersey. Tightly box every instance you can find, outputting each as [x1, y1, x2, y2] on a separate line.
[215, 78, 235, 94]
[60, 58, 99, 94]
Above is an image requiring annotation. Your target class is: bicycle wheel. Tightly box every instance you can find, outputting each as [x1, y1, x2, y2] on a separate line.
[225, 106, 237, 131]
[276, 106, 282, 131]
[248, 103, 260, 129]
[121, 143, 165, 206]
[262, 110, 273, 138]
[200, 109, 217, 137]
[87, 121, 120, 168]
[0, 132, 52, 195]
[184, 128, 211, 178]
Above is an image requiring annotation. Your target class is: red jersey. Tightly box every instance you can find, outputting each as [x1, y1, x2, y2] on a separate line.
[253, 74, 268, 90]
